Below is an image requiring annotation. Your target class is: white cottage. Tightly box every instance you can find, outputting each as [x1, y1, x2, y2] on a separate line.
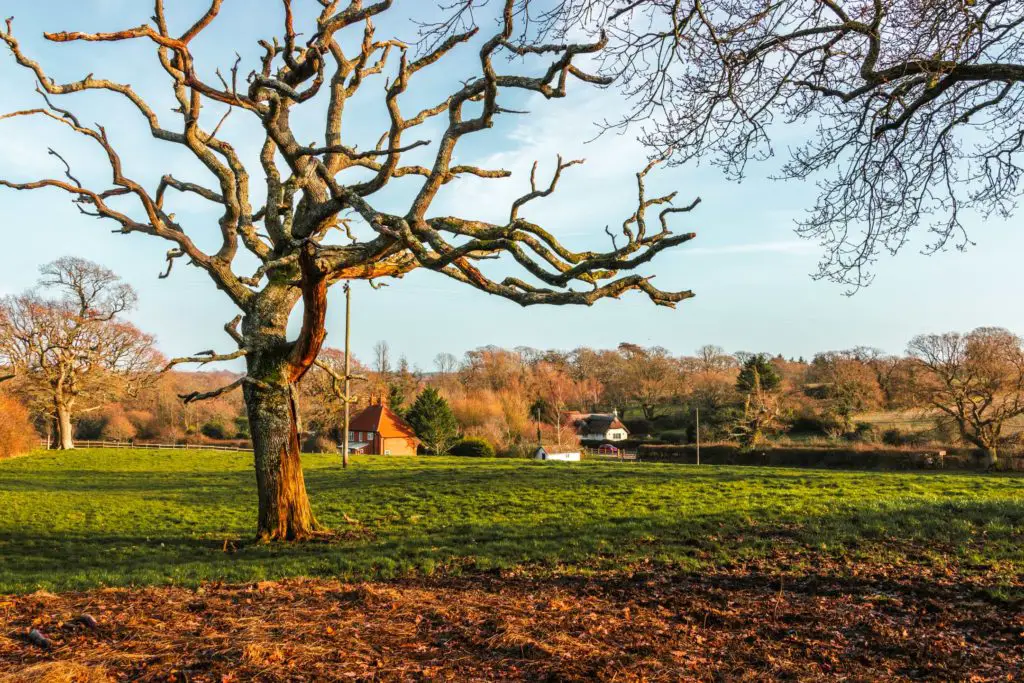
[572, 411, 630, 443]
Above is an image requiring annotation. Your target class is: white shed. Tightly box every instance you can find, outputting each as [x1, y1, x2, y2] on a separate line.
[534, 446, 581, 462]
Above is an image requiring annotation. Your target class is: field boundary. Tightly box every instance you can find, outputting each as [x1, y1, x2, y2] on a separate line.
[37, 439, 252, 453]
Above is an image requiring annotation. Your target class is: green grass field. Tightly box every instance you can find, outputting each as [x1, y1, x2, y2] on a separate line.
[0, 449, 1021, 594]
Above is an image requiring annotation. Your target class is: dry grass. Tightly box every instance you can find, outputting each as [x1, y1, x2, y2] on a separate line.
[857, 409, 1024, 435]
[0, 662, 111, 682]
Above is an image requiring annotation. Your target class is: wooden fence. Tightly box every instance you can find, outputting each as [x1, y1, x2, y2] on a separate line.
[38, 440, 252, 453]
[583, 447, 639, 462]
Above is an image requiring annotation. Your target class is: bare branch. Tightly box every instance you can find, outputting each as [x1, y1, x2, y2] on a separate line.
[164, 348, 247, 372]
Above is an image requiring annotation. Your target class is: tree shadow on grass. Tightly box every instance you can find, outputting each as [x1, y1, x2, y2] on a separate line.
[0, 471, 252, 497]
[1, 495, 1021, 595]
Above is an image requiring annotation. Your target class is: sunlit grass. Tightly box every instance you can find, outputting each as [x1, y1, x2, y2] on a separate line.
[0, 449, 1021, 593]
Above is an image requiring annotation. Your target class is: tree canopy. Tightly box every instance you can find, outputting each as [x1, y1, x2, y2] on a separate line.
[493, 0, 1024, 287]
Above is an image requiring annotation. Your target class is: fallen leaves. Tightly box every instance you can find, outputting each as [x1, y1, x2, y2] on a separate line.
[0, 560, 1020, 681]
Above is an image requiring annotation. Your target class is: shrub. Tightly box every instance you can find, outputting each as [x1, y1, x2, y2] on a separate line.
[882, 428, 904, 446]
[450, 437, 496, 458]
[848, 422, 880, 443]
[101, 411, 137, 441]
[0, 395, 35, 459]
[126, 410, 157, 439]
[74, 414, 105, 440]
[302, 434, 337, 454]
[200, 420, 228, 440]
[786, 409, 844, 437]
[656, 429, 689, 445]
[882, 427, 930, 447]
[234, 416, 251, 439]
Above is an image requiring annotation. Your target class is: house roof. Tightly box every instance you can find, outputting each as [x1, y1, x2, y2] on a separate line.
[349, 403, 419, 440]
[580, 414, 629, 433]
[564, 411, 587, 426]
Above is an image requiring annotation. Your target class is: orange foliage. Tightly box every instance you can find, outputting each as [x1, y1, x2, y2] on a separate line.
[0, 395, 35, 458]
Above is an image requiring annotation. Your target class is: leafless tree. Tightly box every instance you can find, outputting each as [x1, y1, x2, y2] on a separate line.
[0, 2, 697, 540]
[434, 352, 459, 377]
[0, 258, 162, 449]
[850, 345, 908, 408]
[693, 344, 736, 374]
[372, 340, 392, 379]
[807, 350, 884, 432]
[300, 347, 366, 443]
[907, 327, 1024, 466]
[529, 0, 1024, 288]
[616, 343, 684, 420]
[532, 361, 585, 446]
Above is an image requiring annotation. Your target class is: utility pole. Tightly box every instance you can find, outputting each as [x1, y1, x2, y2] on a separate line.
[338, 284, 366, 468]
[341, 284, 352, 468]
[695, 405, 700, 466]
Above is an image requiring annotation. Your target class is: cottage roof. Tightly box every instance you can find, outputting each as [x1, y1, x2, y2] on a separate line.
[581, 413, 629, 433]
[349, 403, 419, 440]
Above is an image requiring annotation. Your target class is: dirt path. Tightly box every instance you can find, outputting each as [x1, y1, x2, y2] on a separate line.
[1, 564, 1021, 681]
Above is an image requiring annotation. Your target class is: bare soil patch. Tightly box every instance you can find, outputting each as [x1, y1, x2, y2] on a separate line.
[1, 561, 1021, 681]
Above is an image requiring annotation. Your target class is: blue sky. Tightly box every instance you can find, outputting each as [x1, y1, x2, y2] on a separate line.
[1, 1, 1022, 370]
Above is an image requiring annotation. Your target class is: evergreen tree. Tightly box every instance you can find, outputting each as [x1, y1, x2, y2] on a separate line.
[387, 355, 417, 416]
[387, 383, 407, 416]
[736, 354, 782, 393]
[406, 387, 460, 455]
[734, 354, 784, 448]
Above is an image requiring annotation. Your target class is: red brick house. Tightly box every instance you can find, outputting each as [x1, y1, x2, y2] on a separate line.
[347, 400, 420, 456]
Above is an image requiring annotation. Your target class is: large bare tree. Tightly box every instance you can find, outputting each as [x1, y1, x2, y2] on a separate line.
[522, 0, 1024, 288]
[615, 343, 684, 420]
[0, 2, 697, 540]
[907, 327, 1024, 466]
[0, 257, 161, 449]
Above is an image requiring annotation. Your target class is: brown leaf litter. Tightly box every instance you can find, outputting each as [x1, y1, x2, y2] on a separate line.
[0, 560, 1021, 681]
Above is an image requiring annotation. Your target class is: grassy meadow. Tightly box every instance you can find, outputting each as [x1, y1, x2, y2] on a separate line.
[0, 448, 1021, 594]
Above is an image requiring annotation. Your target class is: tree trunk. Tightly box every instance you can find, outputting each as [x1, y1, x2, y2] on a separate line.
[244, 372, 320, 541]
[983, 446, 998, 469]
[55, 401, 74, 450]
[241, 249, 330, 542]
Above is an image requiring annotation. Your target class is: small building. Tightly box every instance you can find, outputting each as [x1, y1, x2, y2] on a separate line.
[347, 400, 420, 456]
[534, 445, 582, 462]
[573, 410, 630, 443]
